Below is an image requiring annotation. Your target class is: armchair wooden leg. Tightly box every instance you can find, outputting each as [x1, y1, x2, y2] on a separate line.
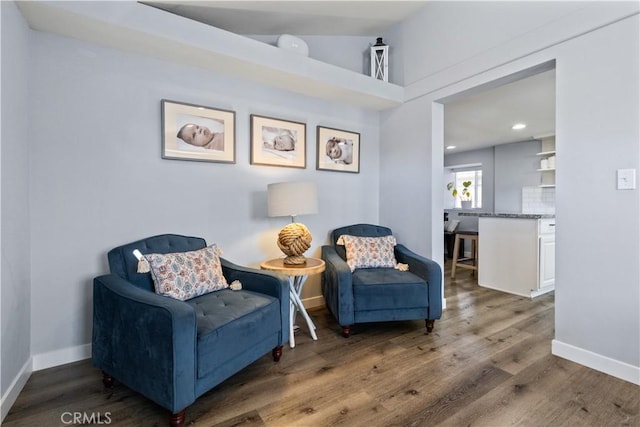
[426, 319, 435, 333]
[341, 325, 351, 338]
[102, 372, 114, 388]
[169, 409, 186, 427]
[272, 346, 283, 362]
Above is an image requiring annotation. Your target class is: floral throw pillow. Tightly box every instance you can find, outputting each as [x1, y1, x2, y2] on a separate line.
[337, 235, 398, 272]
[144, 245, 228, 301]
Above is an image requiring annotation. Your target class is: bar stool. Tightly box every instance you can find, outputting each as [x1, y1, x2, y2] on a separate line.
[451, 231, 478, 279]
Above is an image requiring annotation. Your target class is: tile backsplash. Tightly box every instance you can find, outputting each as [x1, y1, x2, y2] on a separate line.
[522, 186, 555, 214]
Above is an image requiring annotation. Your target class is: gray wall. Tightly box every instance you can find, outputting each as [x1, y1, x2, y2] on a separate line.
[554, 12, 639, 369]
[379, 95, 434, 252]
[1, 0, 31, 404]
[26, 32, 380, 359]
[494, 140, 542, 212]
[444, 146, 495, 231]
[382, 2, 639, 376]
[386, 1, 594, 87]
[443, 139, 543, 231]
[444, 140, 544, 215]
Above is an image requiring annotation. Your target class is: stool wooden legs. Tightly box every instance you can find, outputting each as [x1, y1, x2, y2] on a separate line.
[451, 235, 462, 278]
[451, 233, 478, 279]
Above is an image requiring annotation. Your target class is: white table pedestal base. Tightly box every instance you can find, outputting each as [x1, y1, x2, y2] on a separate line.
[288, 275, 317, 348]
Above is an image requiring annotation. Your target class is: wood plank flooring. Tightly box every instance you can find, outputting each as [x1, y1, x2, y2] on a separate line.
[5, 262, 639, 426]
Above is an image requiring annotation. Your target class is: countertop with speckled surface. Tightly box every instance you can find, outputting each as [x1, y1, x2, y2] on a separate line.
[458, 212, 555, 219]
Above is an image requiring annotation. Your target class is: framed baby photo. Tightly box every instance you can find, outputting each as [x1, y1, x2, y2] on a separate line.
[316, 126, 360, 173]
[250, 114, 306, 168]
[161, 99, 236, 163]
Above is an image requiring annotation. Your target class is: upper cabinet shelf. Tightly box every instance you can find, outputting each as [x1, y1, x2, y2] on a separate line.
[18, 1, 404, 111]
[538, 136, 556, 188]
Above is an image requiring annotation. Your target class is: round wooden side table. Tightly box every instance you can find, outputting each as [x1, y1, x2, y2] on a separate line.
[260, 258, 325, 348]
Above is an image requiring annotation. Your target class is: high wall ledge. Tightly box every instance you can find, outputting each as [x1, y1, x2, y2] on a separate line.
[18, 1, 404, 111]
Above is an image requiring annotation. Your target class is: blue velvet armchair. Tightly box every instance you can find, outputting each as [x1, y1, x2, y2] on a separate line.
[321, 224, 442, 338]
[92, 234, 289, 426]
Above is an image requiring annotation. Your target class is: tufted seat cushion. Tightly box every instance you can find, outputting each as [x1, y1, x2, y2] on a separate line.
[352, 268, 428, 311]
[187, 289, 280, 379]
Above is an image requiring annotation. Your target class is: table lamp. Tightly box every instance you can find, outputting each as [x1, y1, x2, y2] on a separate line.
[267, 181, 318, 265]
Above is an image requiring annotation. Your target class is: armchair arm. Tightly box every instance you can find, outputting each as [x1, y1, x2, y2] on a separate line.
[321, 245, 355, 326]
[221, 258, 287, 299]
[220, 258, 290, 345]
[92, 274, 196, 414]
[395, 245, 443, 320]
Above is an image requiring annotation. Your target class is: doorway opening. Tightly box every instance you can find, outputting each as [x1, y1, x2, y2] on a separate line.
[437, 61, 556, 300]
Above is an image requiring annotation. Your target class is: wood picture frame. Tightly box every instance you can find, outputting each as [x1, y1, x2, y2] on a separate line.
[316, 126, 360, 173]
[161, 99, 235, 163]
[250, 114, 306, 168]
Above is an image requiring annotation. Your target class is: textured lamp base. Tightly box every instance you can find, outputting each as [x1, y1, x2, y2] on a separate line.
[277, 223, 312, 265]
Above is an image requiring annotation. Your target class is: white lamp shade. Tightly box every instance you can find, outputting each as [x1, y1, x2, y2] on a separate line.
[267, 181, 318, 218]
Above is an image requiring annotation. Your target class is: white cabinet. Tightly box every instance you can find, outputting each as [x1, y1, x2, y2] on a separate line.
[478, 216, 555, 298]
[539, 235, 556, 288]
[538, 218, 556, 291]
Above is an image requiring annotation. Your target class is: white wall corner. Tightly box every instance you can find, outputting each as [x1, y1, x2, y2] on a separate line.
[1, 357, 32, 423]
[552, 339, 640, 386]
[32, 343, 92, 372]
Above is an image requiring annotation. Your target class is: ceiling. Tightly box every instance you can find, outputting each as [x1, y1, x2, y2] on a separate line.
[444, 69, 556, 153]
[146, 1, 556, 152]
[144, 1, 428, 36]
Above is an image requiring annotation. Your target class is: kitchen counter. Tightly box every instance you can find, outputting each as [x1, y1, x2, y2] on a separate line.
[473, 215, 556, 298]
[458, 212, 555, 219]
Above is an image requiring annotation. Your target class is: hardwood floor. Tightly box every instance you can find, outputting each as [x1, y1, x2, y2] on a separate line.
[5, 263, 639, 426]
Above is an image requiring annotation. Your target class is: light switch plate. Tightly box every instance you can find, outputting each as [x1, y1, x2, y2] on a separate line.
[617, 168, 636, 190]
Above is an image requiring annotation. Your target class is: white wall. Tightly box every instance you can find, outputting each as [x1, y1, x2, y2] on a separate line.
[381, 2, 639, 383]
[1, 1, 32, 420]
[26, 31, 380, 365]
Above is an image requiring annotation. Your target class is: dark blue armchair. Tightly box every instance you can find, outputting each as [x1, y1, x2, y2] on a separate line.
[321, 224, 442, 338]
[92, 234, 289, 426]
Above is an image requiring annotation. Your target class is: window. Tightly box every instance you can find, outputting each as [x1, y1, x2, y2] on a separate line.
[445, 166, 482, 209]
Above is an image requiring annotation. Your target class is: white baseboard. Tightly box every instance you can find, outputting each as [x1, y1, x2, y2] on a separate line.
[302, 295, 325, 309]
[1, 357, 32, 423]
[32, 343, 92, 372]
[552, 339, 640, 385]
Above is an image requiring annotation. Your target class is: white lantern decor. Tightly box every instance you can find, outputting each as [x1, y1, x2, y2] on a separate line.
[370, 37, 388, 82]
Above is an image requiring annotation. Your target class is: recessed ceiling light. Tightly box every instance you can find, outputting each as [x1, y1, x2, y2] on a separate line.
[446, 145, 456, 150]
[512, 123, 527, 130]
